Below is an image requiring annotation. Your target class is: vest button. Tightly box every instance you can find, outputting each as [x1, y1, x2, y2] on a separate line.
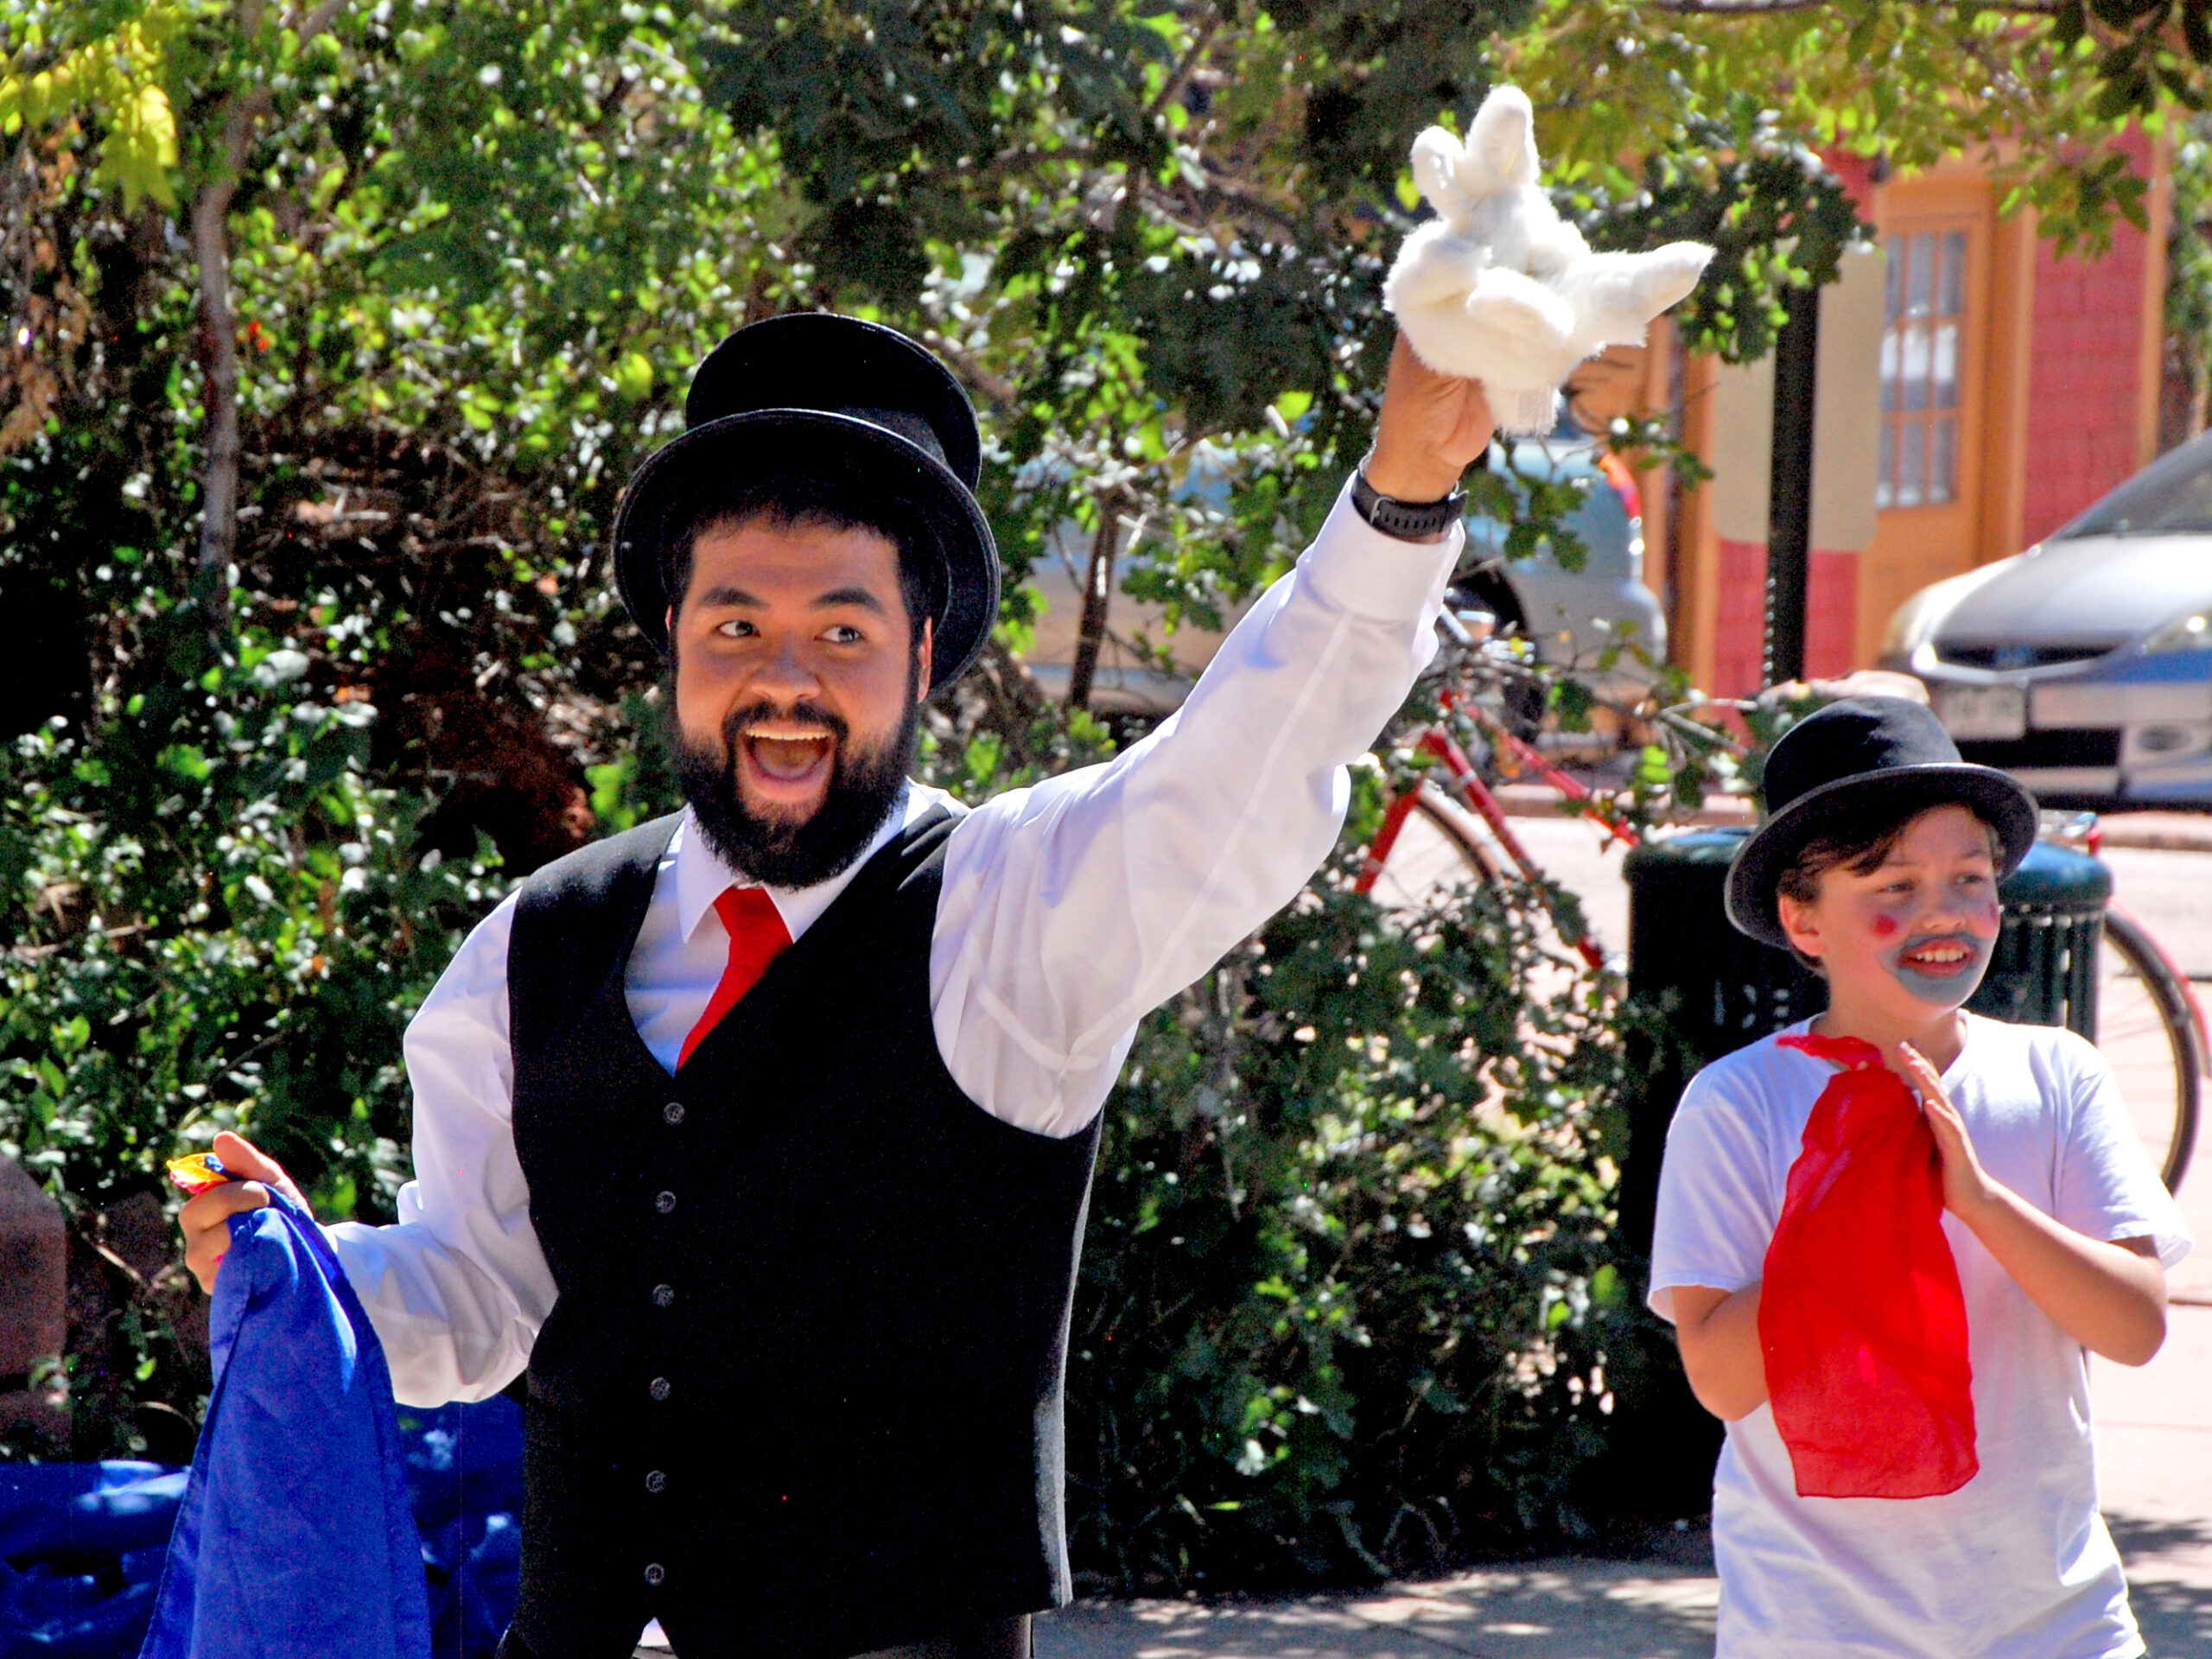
[662, 1101, 685, 1126]
[652, 1283, 675, 1307]
[645, 1470, 666, 1493]
[649, 1376, 671, 1401]
[644, 1563, 665, 1587]
[655, 1191, 677, 1215]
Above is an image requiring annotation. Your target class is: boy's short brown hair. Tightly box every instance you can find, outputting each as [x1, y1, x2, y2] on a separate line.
[1774, 801, 2005, 974]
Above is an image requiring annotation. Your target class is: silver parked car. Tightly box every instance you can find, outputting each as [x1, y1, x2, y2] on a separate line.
[1885, 429, 2212, 804]
[1454, 435, 1667, 686]
[1021, 435, 1666, 715]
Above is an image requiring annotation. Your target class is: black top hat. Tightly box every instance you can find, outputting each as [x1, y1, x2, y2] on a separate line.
[610, 313, 999, 691]
[1725, 696, 2038, 950]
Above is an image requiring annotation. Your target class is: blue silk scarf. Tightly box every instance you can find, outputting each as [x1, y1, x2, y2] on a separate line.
[138, 1192, 430, 1659]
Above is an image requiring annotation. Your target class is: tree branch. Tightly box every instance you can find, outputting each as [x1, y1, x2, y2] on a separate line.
[284, 0, 349, 44]
[1140, 173, 1307, 245]
[194, 0, 353, 630]
[921, 328, 1018, 412]
[1065, 505, 1118, 711]
[191, 86, 270, 623]
[1146, 12, 1224, 118]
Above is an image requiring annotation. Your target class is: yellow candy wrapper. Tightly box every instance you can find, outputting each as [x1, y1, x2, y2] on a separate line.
[166, 1153, 234, 1197]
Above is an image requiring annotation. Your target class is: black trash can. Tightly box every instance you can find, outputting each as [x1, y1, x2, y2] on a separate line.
[1616, 827, 2111, 1259]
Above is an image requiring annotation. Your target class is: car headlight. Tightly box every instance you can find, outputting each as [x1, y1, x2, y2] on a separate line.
[1880, 580, 1959, 661]
[1878, 561, 2016, 663]
[2144, 608, 2212, 654]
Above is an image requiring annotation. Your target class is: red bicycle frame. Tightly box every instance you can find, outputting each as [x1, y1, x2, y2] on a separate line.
[1354, 690, 1634, 971]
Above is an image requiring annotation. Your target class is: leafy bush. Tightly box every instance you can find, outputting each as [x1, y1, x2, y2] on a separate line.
[1064, 746, 1644, 1590]
[0, 613, 506, 1458]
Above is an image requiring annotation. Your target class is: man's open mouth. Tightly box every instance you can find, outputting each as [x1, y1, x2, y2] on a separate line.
[741, 727, 836, 785]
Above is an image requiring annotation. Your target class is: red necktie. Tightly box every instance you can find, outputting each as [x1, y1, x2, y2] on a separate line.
[677, 887, 792, 1069]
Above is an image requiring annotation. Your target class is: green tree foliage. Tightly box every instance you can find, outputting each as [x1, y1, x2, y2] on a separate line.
[0, 5, 178, 207]
[0, 638, 505, 1453]
[2164, 113, 2212, 431]
[1509, 0, 2201, 259]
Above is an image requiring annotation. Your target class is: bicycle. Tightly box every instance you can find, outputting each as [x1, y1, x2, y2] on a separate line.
[1354, 683, 1630, 975]
[1353, 603, 1643, 972]
[1354, 618, 2202, 1194]
[2042, 813, 2203, 1195]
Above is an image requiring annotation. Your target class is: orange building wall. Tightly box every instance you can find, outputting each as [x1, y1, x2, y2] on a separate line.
[1673, 136, 2170, 692]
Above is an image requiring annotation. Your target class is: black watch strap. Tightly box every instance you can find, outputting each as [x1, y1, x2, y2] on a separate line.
[1351, 467, 1466, 541]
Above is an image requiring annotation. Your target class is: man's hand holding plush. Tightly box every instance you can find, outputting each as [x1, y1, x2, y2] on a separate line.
[1383, 85, 1713, 435]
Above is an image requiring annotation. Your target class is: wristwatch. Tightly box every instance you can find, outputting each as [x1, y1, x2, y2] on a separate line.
[1351, 467, 1466, 541]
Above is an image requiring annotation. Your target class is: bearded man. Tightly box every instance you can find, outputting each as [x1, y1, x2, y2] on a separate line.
[181, 311, 1495, 1659]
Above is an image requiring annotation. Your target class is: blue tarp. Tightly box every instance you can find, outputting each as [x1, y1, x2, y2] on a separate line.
[1, 1389, 522, 1659]
[398, 1400, 524, 1659]
[0, 1463, 186, 1659]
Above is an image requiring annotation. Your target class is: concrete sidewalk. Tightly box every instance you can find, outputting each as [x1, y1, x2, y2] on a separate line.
[1039, 1302, 2212, 1658]
[2088, 1145, 2212, 1656]
[1036, 1556, 1719, 1658]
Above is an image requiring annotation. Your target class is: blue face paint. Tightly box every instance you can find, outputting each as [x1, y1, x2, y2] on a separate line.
[1884, 929, 1993, 1005]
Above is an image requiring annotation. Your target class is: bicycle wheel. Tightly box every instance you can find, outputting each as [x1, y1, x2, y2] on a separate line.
[1363, 782, 1603, 987]
[2095, 907, 2202, 1194]
[1363, 783, 1503, 913]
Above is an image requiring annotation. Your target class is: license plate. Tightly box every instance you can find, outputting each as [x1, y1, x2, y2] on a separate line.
[1936, 683, 2026, 741]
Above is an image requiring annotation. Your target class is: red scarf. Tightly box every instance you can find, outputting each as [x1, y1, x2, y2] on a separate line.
[1758, 1032, 1977, 1499]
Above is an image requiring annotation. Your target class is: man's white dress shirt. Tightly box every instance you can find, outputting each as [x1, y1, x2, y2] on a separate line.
[327, 484, 1461, 1406]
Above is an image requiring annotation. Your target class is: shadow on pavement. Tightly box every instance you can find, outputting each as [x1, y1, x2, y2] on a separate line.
[1039, 1511, 2212, 1659]
[2110, 1514, 2212, 1657]
[1039, 1555, 1720, 1659]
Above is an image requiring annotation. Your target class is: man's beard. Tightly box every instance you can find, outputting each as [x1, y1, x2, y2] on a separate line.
[670, 678, 920, 889]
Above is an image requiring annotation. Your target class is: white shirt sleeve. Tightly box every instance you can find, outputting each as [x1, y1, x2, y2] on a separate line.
[1648, 1064, 1785, 1321]
[324, 893, 556, 1407]
[931, 480, 1459, 1138]
[2050, 1029, 2195, 1268]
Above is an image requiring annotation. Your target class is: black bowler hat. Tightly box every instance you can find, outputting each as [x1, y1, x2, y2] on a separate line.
[1725, 696, 2038, 950]
[610, 313, 999, 691]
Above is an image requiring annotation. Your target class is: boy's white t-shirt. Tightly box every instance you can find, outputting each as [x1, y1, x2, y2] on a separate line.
[1649, 1015, 2193, 1659]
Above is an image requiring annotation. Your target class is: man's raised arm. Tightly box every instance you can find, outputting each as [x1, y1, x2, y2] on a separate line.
[931, 337, 1496, 1135]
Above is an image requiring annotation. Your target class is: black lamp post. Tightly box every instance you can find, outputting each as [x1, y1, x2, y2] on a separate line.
[1764, 285, 1820, 687]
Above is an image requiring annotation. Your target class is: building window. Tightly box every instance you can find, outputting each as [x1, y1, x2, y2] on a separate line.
[1878, 228, 1967, 508]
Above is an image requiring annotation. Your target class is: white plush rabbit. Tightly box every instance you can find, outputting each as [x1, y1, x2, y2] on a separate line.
[1383, 85, 1714, 435]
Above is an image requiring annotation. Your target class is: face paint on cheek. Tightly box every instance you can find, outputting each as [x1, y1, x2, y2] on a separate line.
[1884, 931, 1993, 1005]
[1871, 914, 1900, 939]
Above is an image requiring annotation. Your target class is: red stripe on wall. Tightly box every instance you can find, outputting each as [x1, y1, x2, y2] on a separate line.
[1713, 539, 1860, 695]
[2020, 130, 2153, 545]
[1807, 550, 1859, 681]
[1714, 537, 1767, 696]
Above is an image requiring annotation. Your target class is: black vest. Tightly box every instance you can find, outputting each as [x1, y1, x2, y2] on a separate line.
[503, 810, 1102, 1659]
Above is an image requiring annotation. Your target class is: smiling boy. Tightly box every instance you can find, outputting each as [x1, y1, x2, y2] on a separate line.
[1649, 696, 2193, 1657]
